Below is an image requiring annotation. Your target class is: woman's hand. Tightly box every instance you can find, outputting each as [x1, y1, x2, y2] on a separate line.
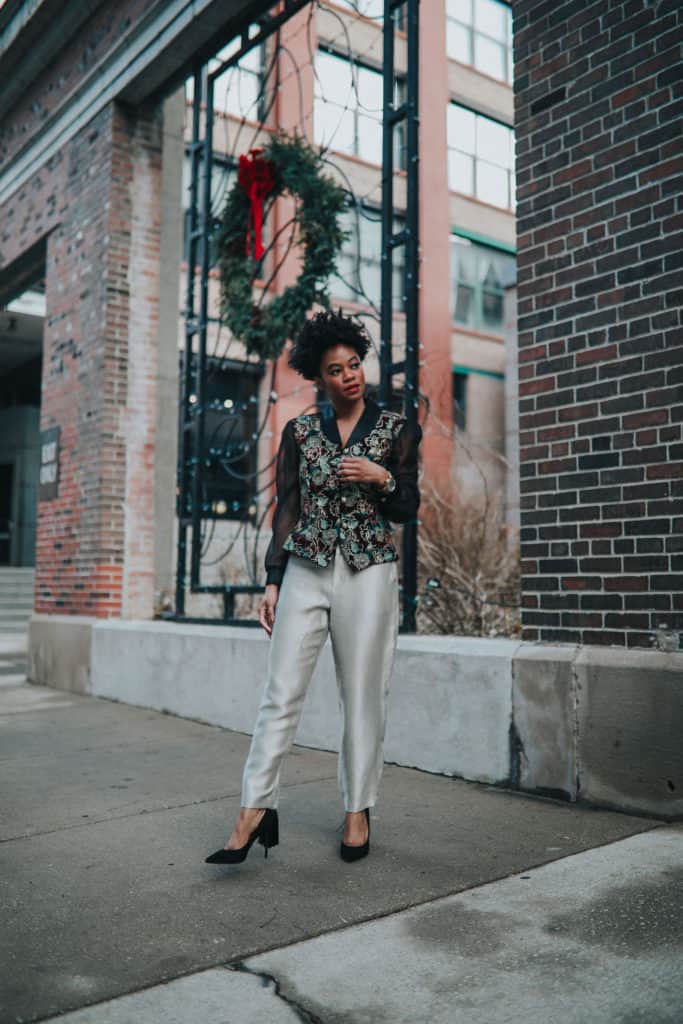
[339, 455, 388, 487]
[259, 583, 280, 638]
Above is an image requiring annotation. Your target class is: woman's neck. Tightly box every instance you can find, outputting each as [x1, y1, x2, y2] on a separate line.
[332, 394, 365, 421]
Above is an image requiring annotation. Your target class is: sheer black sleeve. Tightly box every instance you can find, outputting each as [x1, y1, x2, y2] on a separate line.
[373, 418, 423, 523]
[264, 419, 300, 586]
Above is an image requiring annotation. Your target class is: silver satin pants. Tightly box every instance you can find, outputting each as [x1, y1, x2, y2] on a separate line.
[241, 549, 400, 812]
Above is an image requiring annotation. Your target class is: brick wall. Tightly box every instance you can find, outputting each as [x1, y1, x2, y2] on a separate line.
[513, 0, 682, 647]
[0, 100, 162, 617]
[0, 0, 149, 174]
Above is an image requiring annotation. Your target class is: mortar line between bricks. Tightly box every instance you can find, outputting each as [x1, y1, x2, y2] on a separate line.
[0, 773, 340, 845]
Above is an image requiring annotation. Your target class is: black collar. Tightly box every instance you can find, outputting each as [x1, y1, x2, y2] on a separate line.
[319, 392, 382, 449]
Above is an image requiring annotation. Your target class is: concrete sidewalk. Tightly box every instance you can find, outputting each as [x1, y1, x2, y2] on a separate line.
[0, 679, 679, 1024]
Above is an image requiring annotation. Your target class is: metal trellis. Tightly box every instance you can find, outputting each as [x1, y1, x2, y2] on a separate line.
[175, 0, 421, 630]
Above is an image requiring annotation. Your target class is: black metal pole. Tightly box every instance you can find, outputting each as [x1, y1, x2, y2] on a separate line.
[402, 0, 420, 633]
[190, 67, 214, 587]
[380, 0, 420, 632]
[379, 0, 396, 412]
[175, 66, 203, 617]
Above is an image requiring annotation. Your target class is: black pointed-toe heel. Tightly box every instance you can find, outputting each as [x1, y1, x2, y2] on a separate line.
[340, 807, 370, 863]
[205, 808, 279, 864]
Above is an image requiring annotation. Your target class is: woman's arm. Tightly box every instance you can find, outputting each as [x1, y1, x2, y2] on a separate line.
[264, 420, 300, 586]
[373, 418, 423, 524]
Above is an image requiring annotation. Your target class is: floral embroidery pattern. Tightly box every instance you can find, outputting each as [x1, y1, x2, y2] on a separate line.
[282, 411, 405, 572]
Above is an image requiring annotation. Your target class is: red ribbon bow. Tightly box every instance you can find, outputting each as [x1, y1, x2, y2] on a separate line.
[238, 148, 276, 261]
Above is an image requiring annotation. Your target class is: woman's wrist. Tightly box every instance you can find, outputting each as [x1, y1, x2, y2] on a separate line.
[375, 468, 395, 495]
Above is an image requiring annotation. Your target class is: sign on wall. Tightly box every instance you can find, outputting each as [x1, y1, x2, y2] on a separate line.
[39, 427, 60, 501]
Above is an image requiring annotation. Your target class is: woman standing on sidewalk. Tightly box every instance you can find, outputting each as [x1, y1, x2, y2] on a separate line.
[205, 310, 422, 865]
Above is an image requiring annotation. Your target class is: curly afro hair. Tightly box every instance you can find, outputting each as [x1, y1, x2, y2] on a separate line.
[288, 309, 372, 381]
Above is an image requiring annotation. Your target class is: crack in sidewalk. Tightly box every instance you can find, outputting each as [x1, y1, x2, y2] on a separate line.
[227, 961, 325, 1024]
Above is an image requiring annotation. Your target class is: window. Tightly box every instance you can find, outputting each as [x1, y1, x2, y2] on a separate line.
[314, 50, 405, 167]
[447, 103, 515, 209]
[330, 0, 384, 17]
[330, 202, 406, 312]
[181, 155, 237, 266]
[452, 372, 468, 431]
[450, 236, 515, 333]
[186, 40, 266, 122]
[446, 0, 513, 85]
[330, 0, 407, 29]
[181, 358, 263, 521]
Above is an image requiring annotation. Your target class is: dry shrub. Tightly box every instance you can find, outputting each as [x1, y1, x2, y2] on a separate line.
[216, 557, 263, 619]
[416, 478, 520, 638]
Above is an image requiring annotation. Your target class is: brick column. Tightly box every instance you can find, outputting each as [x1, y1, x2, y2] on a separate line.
[35, 100, 164, 618]
[513, 1, 682, 647]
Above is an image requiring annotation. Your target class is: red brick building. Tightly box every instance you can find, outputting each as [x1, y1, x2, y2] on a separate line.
[0, 0, 680, 650]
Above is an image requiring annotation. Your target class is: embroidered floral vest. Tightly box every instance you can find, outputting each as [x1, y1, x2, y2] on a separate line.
[282, 409, 406, 571]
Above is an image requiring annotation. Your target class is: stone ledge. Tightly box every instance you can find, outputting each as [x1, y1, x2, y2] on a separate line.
[27, 615, 683, 820]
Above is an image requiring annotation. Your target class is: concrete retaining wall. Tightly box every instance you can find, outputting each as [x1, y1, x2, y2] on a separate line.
[28, 615, 683, 820]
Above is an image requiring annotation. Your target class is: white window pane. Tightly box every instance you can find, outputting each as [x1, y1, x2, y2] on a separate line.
[477, 116, 510, 167]
[213, 73, 233, 115]
[357, 66, 383, 113]
[448, 104, 476, 153]
[482, 289, 504, 328]
[359, 213, 381, 255]
[361, 262, 382, 307]
[474, 35, 506, 81]
[315, 52, 353, 106]
[476, 160, 508, 206]
[358, 0, 384, 19]
[182, 156, 191, 210]
[451, 239, 477, 287]
[476, 0, 507, 41]
[454, 284, 475, 325]
[358, 114, 383, 163]
[215, 37, 241, 65]
[447, 21, 471, 63]
[211, 163, 235, 207]
[393, 266, 405, 310]
[448, 0, 473, 25]
[338, 208, 356, 238]
[240, 45, 262, 73]
[480, 252, 503, 289]
[449, 150, 474, 193]
[222, 71, 259, 119]
[330, 273, 357, 303]
[315, 102, 355, 153]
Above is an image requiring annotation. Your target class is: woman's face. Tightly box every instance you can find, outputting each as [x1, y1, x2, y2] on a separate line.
[315, 344, 365, 404]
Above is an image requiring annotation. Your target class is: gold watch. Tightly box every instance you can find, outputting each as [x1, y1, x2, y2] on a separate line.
[380, 470, 397, 495]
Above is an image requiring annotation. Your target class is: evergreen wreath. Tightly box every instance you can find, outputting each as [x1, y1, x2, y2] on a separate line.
[216, 133, 348, 361]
